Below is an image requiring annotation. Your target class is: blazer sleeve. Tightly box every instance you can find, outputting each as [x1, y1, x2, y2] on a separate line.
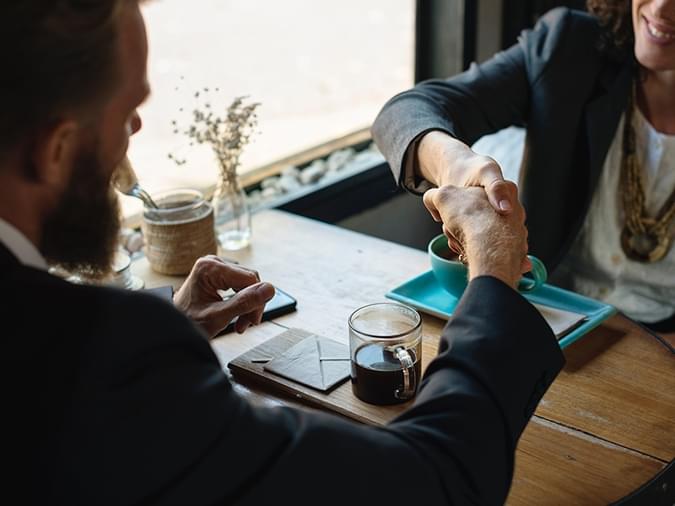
[51, 278, 563, 506]
[371, 7, 577, 188]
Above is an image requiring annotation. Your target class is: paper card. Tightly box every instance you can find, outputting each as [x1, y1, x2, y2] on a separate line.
[263, 336, 350, 392]
[534, 303, 588, 339]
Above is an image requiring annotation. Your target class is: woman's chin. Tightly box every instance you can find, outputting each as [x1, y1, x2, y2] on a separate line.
[635, 46, 675, 73]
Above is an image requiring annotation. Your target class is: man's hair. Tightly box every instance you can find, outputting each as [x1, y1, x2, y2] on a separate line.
[587, 0, 633, 50]
[0, 0, 126, 161]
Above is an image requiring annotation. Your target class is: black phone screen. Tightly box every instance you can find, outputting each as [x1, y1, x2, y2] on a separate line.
[217, 287, 297, 335]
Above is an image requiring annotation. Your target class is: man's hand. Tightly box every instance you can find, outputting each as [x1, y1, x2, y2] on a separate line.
[174, 255, 275, 338]
[423, 183, 530, 289]
[417, 131, 514, 214]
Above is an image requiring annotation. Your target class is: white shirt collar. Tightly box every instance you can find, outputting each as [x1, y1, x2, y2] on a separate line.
[0, 218, 48, 270]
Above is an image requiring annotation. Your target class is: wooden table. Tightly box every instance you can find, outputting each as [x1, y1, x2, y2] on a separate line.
[133, 209, 675, 505]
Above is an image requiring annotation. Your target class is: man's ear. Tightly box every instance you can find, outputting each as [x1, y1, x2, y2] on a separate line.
[32, 120, 79, 187]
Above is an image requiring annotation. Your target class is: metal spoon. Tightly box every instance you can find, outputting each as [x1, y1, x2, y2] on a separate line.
[112, 157, 159, 209]
[126, 182, 159, 209]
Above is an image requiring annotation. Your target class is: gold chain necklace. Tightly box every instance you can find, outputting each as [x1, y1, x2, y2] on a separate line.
[619, 84, 675, 262]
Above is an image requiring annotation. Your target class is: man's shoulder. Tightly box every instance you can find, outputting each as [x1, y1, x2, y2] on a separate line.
[4, 264, 205, 355]
[3, 264, 216, 412]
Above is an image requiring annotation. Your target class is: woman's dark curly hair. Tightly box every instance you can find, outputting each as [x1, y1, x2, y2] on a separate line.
[587, 0, 633, 50]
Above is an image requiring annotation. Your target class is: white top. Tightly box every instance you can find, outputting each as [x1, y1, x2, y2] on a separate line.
[555, 108, 675, 323]
[0, 218, 47, 271]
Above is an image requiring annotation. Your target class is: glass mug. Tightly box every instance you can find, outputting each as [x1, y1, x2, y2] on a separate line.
[349, 302, 422, 405]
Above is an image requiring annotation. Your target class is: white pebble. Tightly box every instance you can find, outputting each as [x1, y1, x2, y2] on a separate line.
[308, 159, 328, 174]
[327, 148, 356, 172]
[261, 176, 280, 190]
[247, 189, 262, 206]
[353, 150, 381, 165]
[125, 232, 144, 253]
[280, 165, 300, 179]
[261, 187, 279, 199]
[299, 165, 325, 185]
[278, 175, 301, 193]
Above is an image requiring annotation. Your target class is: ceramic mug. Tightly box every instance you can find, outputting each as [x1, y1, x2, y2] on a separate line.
[428, 234, 547, 297]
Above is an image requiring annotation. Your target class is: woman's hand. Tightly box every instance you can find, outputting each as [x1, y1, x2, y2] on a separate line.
[417, 131, 515, 214]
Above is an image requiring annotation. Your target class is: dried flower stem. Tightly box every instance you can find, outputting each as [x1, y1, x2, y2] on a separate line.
[170, 94, 260, 188]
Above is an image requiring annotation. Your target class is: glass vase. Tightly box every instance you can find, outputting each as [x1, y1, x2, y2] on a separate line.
[212, 178, 252, 250]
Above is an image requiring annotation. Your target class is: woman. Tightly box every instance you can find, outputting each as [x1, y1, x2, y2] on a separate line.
[372, 0, 675, 335]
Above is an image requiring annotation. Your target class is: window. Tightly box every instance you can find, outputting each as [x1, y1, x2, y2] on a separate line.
[124, 0, 415, 218]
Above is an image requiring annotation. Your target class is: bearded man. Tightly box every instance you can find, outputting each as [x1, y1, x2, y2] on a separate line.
[1, 1, 563, 505]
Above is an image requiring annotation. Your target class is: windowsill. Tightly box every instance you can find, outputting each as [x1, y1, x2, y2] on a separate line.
[250, 148, 384, 214]
[121, 127, 375, 229]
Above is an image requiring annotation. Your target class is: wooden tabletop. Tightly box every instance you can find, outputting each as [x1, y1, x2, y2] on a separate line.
[133, 209, 675, 505]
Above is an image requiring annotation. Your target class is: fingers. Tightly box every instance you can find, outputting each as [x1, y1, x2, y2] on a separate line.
[473, 158, 513, 214]
[486, 179, 514, 214]
[442, 225, 464, 256]
[428, 181, 529, 278]
[181, 256, 275, 338]
[220, 282, 275, 334]
[221, 264, 261, 291]
[422, 189, 442, 222]
[206, 255, 256, 278]
[195, 255, 260, 291]
[448, 237, 464, 258]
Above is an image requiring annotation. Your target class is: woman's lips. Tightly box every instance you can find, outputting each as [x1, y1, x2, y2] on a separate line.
[643, 15, 675, 45]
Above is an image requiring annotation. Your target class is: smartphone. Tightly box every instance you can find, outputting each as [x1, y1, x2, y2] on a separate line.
[217, 287, 297, 335]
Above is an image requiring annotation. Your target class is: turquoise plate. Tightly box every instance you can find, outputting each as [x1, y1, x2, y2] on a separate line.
[386, 271, 617, 349]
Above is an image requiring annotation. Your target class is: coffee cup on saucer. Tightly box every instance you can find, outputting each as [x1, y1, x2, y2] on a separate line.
[427, 234, 547, 297]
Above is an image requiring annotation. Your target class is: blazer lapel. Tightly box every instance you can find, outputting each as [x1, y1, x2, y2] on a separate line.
[0, 242, 20, 269]
[584, 59, 633, 200]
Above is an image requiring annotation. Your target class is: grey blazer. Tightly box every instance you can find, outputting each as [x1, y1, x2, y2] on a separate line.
[372, 7, 633, 272]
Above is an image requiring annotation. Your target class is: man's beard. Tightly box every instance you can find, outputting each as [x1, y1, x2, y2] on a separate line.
[41, 142, 121, 280]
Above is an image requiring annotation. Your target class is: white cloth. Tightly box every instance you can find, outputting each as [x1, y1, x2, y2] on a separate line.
[0, 218, 47, 271]
[556, 108, 675, 323]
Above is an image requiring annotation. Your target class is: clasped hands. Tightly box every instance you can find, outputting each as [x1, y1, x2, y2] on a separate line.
[418, 131, 532, 289]
[423, 183, 530, 289]
[174, 132, 528, 337]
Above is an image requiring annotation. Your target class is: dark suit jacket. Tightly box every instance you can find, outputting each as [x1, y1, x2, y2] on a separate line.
[372, 7, 633, 272]
[1, 244, 564, 505]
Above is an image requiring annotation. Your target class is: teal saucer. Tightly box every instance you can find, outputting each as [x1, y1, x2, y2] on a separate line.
[386, 271, 617, 349]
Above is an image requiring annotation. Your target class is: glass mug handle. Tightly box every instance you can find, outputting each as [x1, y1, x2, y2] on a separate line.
[393, 346, 416, 400]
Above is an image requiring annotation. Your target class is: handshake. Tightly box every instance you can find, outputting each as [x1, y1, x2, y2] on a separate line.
[172, 180, 531, 340]
[423, 181, 531, 290]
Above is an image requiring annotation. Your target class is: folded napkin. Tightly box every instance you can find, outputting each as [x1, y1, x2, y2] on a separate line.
[263, 335, 350, 392]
